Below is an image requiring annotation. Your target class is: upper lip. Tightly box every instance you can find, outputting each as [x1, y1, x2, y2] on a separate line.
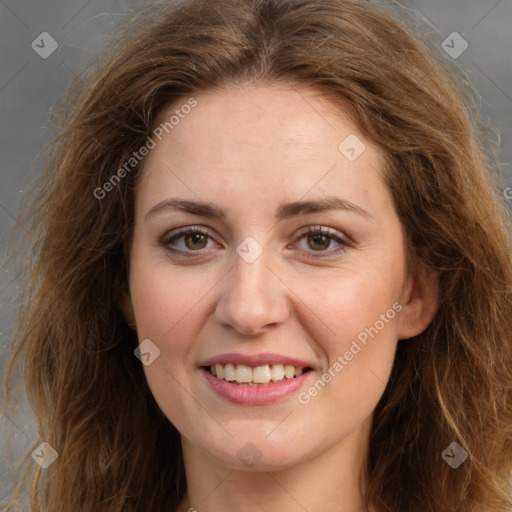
[199, 352, 315, 370]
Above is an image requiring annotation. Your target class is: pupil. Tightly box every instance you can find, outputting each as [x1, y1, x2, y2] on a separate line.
[309, 234, 329, 250]
[186, 234, 207, 249]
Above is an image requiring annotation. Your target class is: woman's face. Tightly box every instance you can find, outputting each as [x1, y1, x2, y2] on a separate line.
[123, 83, 436, 471]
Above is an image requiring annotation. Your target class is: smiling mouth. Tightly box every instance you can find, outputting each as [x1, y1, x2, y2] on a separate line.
[202, 363, 313, 385]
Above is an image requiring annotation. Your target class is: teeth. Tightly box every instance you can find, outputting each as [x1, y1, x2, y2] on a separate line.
[284, 365, 295, 379]
[271, 364, 285, 381]
[252, 365, 271, 383]
[235, 364, 252, 383]
[224, 363, 236, 381]
[208, 363, 308, 384]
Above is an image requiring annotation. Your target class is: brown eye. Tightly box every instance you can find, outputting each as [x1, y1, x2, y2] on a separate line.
[294, 226, 351, 258]
[183, 232, 208, 250]
[164, 226, 214, 254]
[306, 233, 332, 251]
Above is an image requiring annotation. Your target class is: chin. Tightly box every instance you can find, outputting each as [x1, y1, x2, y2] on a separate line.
[210, 444, 303, 472]
[194, 424, 314, 471]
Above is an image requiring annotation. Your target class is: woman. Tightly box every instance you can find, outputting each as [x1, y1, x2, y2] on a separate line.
[3, 0, 512, 510]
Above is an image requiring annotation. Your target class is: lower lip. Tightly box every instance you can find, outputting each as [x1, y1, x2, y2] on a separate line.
[200, 367, 312, 405]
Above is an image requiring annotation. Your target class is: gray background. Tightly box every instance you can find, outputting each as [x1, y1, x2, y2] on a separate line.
[1, 0, 511, 506]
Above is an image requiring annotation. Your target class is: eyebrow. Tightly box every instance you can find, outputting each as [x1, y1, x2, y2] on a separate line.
[145, 195, 373, 222]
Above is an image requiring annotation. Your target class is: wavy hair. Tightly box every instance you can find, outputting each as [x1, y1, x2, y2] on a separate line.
[3, 0, 512, 510]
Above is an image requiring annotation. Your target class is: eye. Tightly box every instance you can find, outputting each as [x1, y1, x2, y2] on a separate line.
[292, 226, 351, 258]
[162, 225, 351, 258]
[163, 226, 216, 254]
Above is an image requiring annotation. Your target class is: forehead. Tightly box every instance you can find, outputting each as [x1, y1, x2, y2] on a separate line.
[152, 83, 360, 164]
[136, 83, 392, 220]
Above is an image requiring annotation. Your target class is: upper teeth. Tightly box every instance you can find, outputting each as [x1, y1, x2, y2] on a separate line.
[210, 363, 305, 384]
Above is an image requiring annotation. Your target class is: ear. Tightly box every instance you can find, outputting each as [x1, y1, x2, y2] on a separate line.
[397, 266, 439, 340]
[119, 289, 137, 330]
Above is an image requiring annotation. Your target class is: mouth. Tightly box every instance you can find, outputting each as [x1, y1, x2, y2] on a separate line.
[200, 363, 315, 405]
[202, 363, 313, 386]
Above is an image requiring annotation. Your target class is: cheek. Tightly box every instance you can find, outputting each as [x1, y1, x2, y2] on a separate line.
[129, 259, 215, 349]
[295, 263, 402, 355]
[292, 266, 401, 419]
[128, 261, 214, 432]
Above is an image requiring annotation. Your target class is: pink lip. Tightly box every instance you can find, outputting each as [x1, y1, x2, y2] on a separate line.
[200, 367, 313, 405]
[199, 352, 315, 369]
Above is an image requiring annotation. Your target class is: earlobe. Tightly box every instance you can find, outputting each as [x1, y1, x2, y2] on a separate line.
[397, 266, 439, 340]
[119, 290, 137, 330]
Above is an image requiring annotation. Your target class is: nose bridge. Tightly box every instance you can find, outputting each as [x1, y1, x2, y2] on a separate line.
[215, 242, 289, 335]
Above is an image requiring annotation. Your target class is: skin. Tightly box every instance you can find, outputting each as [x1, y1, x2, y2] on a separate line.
[121, 83, 438, 512]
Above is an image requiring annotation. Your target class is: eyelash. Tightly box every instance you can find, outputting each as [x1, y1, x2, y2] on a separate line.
[162, 225, 351, 259]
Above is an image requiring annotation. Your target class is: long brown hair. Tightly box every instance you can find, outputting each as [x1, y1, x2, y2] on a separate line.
[3, 0, 512, 510]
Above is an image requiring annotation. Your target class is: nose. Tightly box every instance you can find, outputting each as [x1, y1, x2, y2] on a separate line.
[215, 248, 290, 336]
